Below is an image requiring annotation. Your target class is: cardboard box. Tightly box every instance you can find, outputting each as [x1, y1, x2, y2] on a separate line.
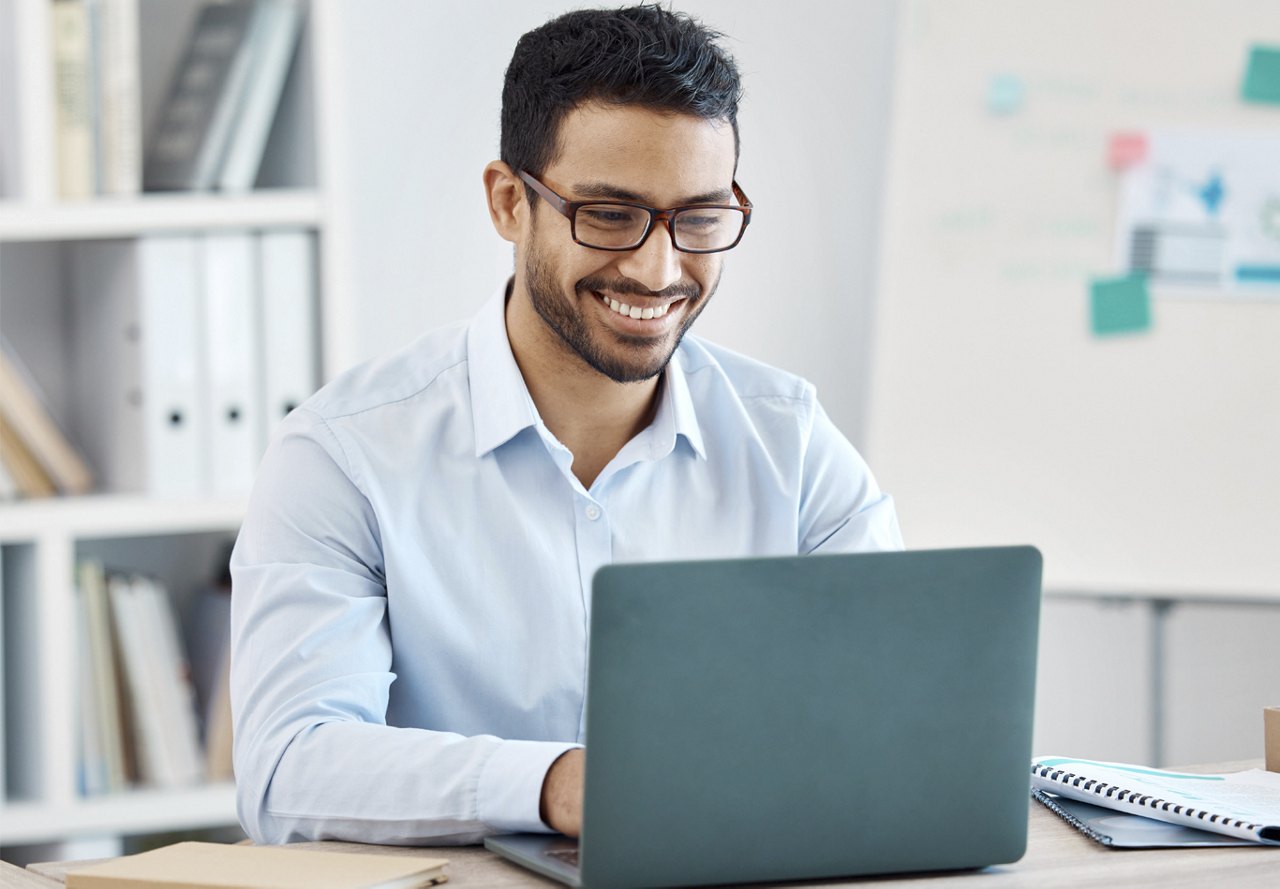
[1267, 707, 1280, 773]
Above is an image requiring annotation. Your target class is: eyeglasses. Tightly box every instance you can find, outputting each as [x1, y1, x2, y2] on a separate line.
[517, 170, 753, 254]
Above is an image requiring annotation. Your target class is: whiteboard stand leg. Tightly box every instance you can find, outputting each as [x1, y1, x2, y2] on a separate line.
[1150, 598, 1174, 767]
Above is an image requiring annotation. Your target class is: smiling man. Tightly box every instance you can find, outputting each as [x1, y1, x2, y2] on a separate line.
[231, 5, 902, 847]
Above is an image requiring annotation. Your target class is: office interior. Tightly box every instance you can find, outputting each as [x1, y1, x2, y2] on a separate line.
[2, 0, 1279, 865]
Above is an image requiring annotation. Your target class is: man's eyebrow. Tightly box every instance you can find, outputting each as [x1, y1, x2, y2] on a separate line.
[571, 181, 734, 206]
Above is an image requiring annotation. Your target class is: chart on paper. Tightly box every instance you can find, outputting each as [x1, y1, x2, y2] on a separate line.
[1117, 131, 1280, 296]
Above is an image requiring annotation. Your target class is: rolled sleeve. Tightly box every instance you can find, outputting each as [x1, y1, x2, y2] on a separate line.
[478, 740, 583, 834]
[798, 396, 904, 554]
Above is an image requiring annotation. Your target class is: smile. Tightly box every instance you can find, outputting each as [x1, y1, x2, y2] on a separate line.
[597, 294, 674, 320]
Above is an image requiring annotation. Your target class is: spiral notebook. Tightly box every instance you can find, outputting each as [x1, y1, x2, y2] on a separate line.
[1032, 790, 1258, 848]
[1030, 756, 1280, 845]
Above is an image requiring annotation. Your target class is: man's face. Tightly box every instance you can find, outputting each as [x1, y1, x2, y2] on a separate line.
[518, 103, 738, 383]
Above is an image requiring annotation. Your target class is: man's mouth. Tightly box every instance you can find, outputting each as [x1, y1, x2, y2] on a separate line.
[596, 293, 676, 320]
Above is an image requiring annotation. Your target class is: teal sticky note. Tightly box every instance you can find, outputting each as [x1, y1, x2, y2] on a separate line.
[987, 74, 1025, 115]
[1090, 275, 1151, 336]
[1242, 45, 1280, 105]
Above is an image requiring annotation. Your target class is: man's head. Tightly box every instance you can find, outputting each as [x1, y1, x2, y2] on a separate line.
[500, 5, 743, 197]
[486, 5, 747, 385]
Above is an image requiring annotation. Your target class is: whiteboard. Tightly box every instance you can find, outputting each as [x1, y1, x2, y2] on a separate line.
[867, 0, 1280, 597]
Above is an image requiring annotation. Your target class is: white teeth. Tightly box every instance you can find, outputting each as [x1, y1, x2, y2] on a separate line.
[599, 293, 675, 320]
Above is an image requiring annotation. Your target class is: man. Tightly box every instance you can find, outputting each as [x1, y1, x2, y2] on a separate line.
[231, 5, 901, 846]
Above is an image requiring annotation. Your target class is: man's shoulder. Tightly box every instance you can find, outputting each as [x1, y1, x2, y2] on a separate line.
[302, 318, 473, 422]
[676, 335, 814, 405]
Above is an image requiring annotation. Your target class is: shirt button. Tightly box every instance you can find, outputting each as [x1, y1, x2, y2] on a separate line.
[585, 504, 602, 521]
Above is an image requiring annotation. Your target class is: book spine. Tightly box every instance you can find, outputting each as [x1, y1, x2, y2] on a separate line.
[216, 0, 303, 191]
[0, 345, 95, 494]
[97, 0, 142, 195]
[1031, 763, 1267, 843]
[143, 2, 255, 192]
[51, 0, 96, 198]
[192, 0, 264, 190]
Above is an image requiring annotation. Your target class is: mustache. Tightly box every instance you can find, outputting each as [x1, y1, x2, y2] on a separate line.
[576, 275, 701, 301]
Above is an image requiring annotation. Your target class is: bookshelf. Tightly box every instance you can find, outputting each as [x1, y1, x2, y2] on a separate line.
[0, 0, 350, 854]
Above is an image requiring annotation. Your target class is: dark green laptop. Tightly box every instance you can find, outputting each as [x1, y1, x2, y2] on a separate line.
[486, 546, 1043, 888]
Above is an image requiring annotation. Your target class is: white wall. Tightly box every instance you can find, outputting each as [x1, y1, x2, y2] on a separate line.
[331, 0, 897, 445]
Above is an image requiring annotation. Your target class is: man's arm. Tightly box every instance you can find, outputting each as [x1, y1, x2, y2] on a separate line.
[797, 397, 904, 554]
[232, 409, 579, 844]
[540, 749, 585, 837]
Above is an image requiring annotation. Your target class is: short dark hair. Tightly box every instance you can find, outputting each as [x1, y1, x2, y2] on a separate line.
[500, 4, 743, 190]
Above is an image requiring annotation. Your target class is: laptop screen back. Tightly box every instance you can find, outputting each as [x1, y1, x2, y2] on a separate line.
[578, 546, 1042, 889]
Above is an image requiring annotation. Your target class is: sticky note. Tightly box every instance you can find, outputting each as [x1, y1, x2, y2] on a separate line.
[1090, 275, 1151, 336]
[986, 74, 1025, 115]
[1242, 45, 1280, 105]
[1107, 132, 1148, 170]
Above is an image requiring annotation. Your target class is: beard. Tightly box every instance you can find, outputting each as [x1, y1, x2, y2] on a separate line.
[523, 251, 719, 384]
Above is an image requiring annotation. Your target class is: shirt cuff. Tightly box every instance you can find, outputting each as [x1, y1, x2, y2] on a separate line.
[477, 739, 583, 833]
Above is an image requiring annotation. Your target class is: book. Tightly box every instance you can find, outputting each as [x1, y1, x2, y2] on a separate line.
[143, 1, 256, 191]
[1032, 790, 1258, 848]
[0, 414, 57, 498]
[52, 0, 96, 198]
[0, 341, 95, 495]
[78, 559, 131, 791]
[108, 574, 204, 787]
[0, 451, 17, 500]
[65, 842, 448, 889]
[1031, 755, 1280, 845]
[216, 0, 303, 191]
[94, 0, 142, 196]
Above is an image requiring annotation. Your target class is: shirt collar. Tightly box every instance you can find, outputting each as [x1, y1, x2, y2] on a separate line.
[467, 278, 707, 462]
[468, 280, 540, 458]
[658, 348, 707, 461]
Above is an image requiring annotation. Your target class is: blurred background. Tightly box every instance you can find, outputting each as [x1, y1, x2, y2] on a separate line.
[1, 0, 1278, 864]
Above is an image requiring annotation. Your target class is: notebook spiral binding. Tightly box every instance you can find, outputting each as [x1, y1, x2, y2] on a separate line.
[1030, 789, 1116, 846]
[1030, 764, 1262, 833]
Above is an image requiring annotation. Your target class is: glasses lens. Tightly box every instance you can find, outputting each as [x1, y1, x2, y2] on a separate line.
[672, 208, 746, 252]
[574, 204, 651, 249]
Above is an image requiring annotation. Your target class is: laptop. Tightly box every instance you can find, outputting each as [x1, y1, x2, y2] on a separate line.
[486, 546, 1042, 888]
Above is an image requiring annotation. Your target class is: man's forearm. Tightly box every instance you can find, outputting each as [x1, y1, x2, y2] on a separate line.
[540, 748, 585, 837]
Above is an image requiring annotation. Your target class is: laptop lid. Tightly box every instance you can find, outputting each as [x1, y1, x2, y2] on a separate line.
[575, 546, 1042, 889]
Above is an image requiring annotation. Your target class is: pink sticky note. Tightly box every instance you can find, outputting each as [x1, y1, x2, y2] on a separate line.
[1108, 132, 1148, 170]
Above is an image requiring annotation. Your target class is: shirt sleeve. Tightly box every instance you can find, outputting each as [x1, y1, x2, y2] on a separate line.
[796, 395, 904, 554]
[230, 409, 579, 845]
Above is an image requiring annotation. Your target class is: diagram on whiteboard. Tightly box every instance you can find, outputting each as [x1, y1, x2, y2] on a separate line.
[1116, 131, 1280, 296]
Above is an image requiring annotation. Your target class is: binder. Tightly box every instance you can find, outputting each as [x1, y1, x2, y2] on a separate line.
[201, 232, 263, 496]
[258, 228, 319, 443]
[71, 237, 208, 496]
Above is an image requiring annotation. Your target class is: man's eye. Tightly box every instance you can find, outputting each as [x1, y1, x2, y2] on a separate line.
[680, 214, 722, 229]
[580, 208, 636, 226]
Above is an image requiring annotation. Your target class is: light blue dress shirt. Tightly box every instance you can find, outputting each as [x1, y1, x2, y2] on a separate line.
[231, 283, 902, 846]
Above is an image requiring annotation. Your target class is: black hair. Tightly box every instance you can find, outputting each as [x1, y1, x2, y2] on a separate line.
[500, 4, 743, 193]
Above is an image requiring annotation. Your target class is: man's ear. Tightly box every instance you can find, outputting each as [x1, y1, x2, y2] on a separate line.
[483, 161, 527, 244]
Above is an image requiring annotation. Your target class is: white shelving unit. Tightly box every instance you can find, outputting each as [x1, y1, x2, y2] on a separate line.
[0, 0, 351, 854]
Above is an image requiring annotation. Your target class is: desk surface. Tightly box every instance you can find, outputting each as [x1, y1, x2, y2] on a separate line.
[18, 763, 1280, 889]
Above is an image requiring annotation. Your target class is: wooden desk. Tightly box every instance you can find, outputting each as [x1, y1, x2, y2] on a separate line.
[22, 765, 1280, 889]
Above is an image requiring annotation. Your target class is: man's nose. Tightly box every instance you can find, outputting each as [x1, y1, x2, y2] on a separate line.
[615, 219, 683, 293]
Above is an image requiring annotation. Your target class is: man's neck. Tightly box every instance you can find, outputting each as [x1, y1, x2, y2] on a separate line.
[505, 289, 660, 489]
